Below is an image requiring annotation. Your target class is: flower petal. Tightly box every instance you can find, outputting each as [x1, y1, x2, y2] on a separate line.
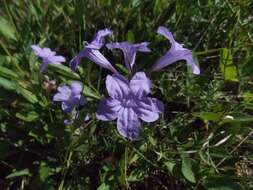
[68, 94, 83, 106]
[79, 95, 86, 106]
[149, 98, 164, 113]
[86, 49, 118, 73]
[152, 26, 200, 75]
[53, 86, 71, 101]
[86, 28, 113, 49]
[151, 48, 200, 74]
[157, 26, 176, 50]
[106, 74, 129, 100]
[185, 55, 200, 75]
[106, 41, 150, 71]
[40, 61, 49, 73]
[31, 45, 44, 57]
[135, 98, 163, 122]
[117, 107, 141, 140]
[53, 93, 65, 102]
[96, 98, 121, 121]
[43, 47, 55, 56]
[70, 48, 117, 73]
[31, 45, 65, 72]
[130, 72, 151, 98]
[58, 86, 71, 93]
[61, 101, 74, 113]
[133, 42, 151, 52]
[49, 55, 66, 64]
[70, 29, 116, 72]
[71, 82, 82, 95]
[151, 50, 188, 71]
[70, 50, 86, 71]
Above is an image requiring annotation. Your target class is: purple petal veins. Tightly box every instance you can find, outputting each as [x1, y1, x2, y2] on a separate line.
[106, 42, 151, 72]
[117, 108, 141, 140]
[96, 72, 163, 140]
[53, 81, 86, 113]
[151, 26, 200, 75]
[70, 28, 117, 73]
[31, 45, 65, 72]
[86, 28, 113, 49]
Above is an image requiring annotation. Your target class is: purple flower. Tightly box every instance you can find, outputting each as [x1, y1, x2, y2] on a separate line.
[70, 28, 117, 73]
[96, 72, 164, 140]
[106, 42, 151, 72]
[31, 45, 66, 72]
[151, 26, 200, 74]
[53, 82, 86, 113]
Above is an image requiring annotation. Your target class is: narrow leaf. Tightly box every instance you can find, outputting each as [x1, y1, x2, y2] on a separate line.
[6, 169, 31, 179]
[181, 157, 196, 183]
[0, 17, 17, 41]
[48, 64, 80, 79]
[0, 77, 14, 90]
[219, 48, 238, 82]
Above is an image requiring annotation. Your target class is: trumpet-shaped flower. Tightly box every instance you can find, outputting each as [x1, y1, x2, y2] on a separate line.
[106, 42, 151, 72]
[31, 45, 66, 72]
[96, 72, 164, 140]
[70, 28, 117, 73]
[151, 26, 200, 74]
[53, 82, 86, 113]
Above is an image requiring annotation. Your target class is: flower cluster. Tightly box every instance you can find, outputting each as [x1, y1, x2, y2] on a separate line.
[31, 26, 200, 140]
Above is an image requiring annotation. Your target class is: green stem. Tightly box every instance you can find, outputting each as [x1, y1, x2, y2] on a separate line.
[58, 125, 75, 190]
[131, 146, 159, 168]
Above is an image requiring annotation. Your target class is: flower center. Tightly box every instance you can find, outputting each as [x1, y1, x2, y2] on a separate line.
[121, 98, 135, 108]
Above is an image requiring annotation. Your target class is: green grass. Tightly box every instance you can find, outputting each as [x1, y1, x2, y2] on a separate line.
[0, 0, 253, 189]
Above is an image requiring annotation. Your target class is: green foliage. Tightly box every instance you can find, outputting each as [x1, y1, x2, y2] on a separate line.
[181, 157, 196, 183]
[0, 17, 17, 41]
[0, 0, 253, 189]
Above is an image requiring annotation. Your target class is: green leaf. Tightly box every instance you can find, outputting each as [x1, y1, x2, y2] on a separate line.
[0, 17, 17, 41]
[181, 157, 196, 183]
[126, 30, 135, 42]
[219, 48, 238, 82]
[0, 66, 19, 79]
[0, 77, 14, 90]
[39, 164, 51, 181]
[165, 161, 176, 173]
[74, 144, 89, 154]
[194, 112, 223, 122]
[127, 170, 144, 182]
[16, 111, 39, 122]
[97, 183, 110, 190]
[83, 85, 100, 99]
[6, 169, 31, 179]
[0, 77, 38, 103]
[16, 85, 38, 104]
[48, 64, 80, 79]
[154, 0, 168, 14]
[223, 113, 253, 124]
[115, 64, 129, 75]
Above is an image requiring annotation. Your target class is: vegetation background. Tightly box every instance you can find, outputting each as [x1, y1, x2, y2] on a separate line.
[0, 0, 253, 189]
